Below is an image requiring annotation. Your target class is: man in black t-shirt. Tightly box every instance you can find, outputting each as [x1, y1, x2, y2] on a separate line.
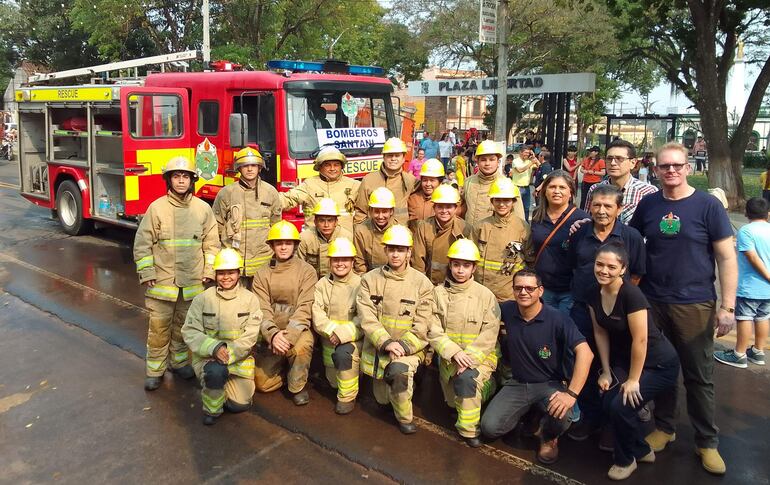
[629, 143, 736, 475]
[480, 270, 593, 465]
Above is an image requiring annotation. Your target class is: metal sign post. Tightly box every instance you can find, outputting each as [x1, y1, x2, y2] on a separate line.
[494, 0, 508, 144]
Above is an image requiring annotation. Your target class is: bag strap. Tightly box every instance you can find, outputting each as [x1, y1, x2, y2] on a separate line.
[534, 206, 578, 266]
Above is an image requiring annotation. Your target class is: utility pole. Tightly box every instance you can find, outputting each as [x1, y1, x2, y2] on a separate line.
[494, 0, 508, 144]
[202, 0, 211, 67]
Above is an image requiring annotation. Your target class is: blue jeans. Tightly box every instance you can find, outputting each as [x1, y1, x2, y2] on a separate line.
[518, 185, 531, 221]
[440, 157, 450, 170]
[542, 288, 574, 315]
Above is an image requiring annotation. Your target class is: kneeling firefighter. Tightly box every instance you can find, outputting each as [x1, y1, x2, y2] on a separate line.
[357, 224, 434, 434]
[311, 237, 363, 415]
[427, 239, 501, 447]
[182, 248, 262, 425]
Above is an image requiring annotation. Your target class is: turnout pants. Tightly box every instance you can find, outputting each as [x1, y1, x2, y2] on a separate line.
[372, 354, 423, 424]
[322, 339, 363, 403]
[481, 380, 572, 441]
[254, 330, 314, 394]
[195, 362, 255, 417]
[649, 301, 719, 448]
[145, 293, 191, 377]
[439, 362, 496, 438]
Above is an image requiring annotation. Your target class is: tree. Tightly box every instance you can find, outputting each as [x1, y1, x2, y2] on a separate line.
[608, 0, 770, 206]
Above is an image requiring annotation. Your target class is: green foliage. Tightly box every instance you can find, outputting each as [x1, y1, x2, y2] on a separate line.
[744, 153, 769, 169]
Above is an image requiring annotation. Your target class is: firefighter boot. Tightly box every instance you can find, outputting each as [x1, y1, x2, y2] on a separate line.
[293, 388, 310, 406]
[172, 364, 196, 380]
[144, 376, 162, 391]
[203, 414, 217, 426]
[399, 422, 417, 435]
[335, 400, 355, 415]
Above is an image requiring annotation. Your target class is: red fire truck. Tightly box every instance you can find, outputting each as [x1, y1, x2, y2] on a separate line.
[16, 53, 412, 234]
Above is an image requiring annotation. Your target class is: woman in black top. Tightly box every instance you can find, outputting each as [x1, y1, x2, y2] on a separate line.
[530, 170, 589, 313]
[588, 242, 679, 481]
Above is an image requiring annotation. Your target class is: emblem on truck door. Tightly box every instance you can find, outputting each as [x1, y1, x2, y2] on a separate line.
[195, 138, 219, 181]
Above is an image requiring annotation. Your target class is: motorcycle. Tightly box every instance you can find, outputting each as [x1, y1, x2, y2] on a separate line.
[0, 137, 12, 161]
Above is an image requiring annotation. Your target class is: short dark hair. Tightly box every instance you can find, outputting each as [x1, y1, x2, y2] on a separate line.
[595, 241, 628, 268]
[607, 139, 636, 159]
[567, 145, 577, 152]
[745, 197, 769, 220]
[513, 269, 542, 286]
[417, 148, 425, 153]
[591, 184, 623, 207]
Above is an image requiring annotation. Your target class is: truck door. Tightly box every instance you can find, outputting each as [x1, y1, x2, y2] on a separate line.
[121, 87, 191, 216]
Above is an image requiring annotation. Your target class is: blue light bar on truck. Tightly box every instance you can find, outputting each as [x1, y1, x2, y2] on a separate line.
[267, 60, 384, 76]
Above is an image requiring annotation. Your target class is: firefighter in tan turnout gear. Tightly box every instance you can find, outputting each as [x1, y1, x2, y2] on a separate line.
[134, 156, 220, 391]
[426, 239, 501, 447]
[280, 146, 360, 233]
[407, 158, 444, 230]
[213, 147, 282, 284]
[353, 187, 397, 274]
[463, 140, 525, 226]
[298, 198, 353, 279]
[354, 137, 416, 224]
[252, 221, 318, 405]
[181, 248, 262, 425]
[357, 224, 433, 434]
[311, 237, 363, 415]
[411, 184, 471, 285]
[472, 177, 533, 302]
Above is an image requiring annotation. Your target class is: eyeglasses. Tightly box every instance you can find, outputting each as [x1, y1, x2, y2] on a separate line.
[658, 163, 688, 172]
[513, 285, 541, 294]
[605, 155, 630, 164]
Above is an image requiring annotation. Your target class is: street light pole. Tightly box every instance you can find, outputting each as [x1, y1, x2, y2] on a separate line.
[202, 0, 211, 67]
[494, 0, 508, 144]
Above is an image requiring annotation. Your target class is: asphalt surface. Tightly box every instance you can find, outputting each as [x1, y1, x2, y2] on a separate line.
[1, 157, 768, 484]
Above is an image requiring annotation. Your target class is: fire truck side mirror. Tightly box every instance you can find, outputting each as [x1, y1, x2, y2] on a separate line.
[229, 113, 248, 148]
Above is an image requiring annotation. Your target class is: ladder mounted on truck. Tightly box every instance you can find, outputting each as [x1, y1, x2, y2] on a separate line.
[28, 51, 199, 84]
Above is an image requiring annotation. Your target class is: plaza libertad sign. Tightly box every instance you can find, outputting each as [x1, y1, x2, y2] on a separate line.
[407, 73, 596, 97]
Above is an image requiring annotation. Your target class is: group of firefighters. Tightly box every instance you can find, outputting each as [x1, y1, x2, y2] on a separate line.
[132, 137, 576, 461]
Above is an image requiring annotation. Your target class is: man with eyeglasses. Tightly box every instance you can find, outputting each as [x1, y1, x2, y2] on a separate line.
[481, 269, 593, 465]
[629, 142, 737, 475]
[584, 139, 657, 224]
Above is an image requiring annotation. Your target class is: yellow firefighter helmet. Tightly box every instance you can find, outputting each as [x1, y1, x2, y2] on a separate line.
[212, 248, 244, 271]
[419, 158, 445, 178]
[475, 140, 504, 158]
[313, 146, 348, 171]
[313, 198, 340, 217]
[382, 137, 408, 154]
[368, 187, 396, 209]
[162, 156, 198, 177]
[447, 239, 481, 262]
[431, 184, 461, 204]
[233, 147, 265, 169]
[327, 237, 357, 258]
[488, 177, 521, 199]
[381, 224, 413, 247]
[266, 220, 300, 242]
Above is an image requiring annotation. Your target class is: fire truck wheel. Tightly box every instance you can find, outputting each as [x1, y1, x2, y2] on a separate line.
[56, 180, 93, 236]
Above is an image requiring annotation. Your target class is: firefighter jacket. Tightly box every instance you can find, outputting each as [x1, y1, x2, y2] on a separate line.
[213, 178, 282, 276]
[181, 285, 262, 379]
[134, 191, 219, 301]
[462, 173, 525, 227]
[252, 255, 318, 346]
[298, 225, 353, 279]
[427, 277, 502, 372]
[280, 174, 360, 233]
[353, 218, 395, 275]
[356, 265, 433, 379]
[411, 216, 471, 285]
[471, 212, 534, 302]
[312, 272, 363, 345]
[353, 167, 417, 224]
[407, 188, 433, 231]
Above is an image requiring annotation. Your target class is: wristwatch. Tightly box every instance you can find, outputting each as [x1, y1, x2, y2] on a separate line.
[719, 305, 735, 313]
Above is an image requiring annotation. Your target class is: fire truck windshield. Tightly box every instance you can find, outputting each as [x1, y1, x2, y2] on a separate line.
[287, 91, 393, 159]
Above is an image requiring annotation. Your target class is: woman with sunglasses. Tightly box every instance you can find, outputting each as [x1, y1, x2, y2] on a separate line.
[588, 242, 679, 480]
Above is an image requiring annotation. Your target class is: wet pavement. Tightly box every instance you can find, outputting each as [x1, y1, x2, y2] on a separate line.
[1, 159, 769, 484]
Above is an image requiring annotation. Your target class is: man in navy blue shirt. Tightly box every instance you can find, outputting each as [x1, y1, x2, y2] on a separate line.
[481, 270, 593, 465]
[629, 143, 736, 475]
[566, 184, 645, 440]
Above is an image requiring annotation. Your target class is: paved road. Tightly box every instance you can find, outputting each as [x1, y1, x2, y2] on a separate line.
[1, 158, 768, 484]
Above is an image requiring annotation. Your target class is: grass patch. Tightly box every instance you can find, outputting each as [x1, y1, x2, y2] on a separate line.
[688, 168, 765, 199]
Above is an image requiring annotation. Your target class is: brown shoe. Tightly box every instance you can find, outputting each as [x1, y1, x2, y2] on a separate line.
[537, 437, 559, 464]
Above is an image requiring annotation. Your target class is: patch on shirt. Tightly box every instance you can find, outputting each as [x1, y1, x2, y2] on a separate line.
[538, 345, 552, 359]
[659, 212, 681, 235]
